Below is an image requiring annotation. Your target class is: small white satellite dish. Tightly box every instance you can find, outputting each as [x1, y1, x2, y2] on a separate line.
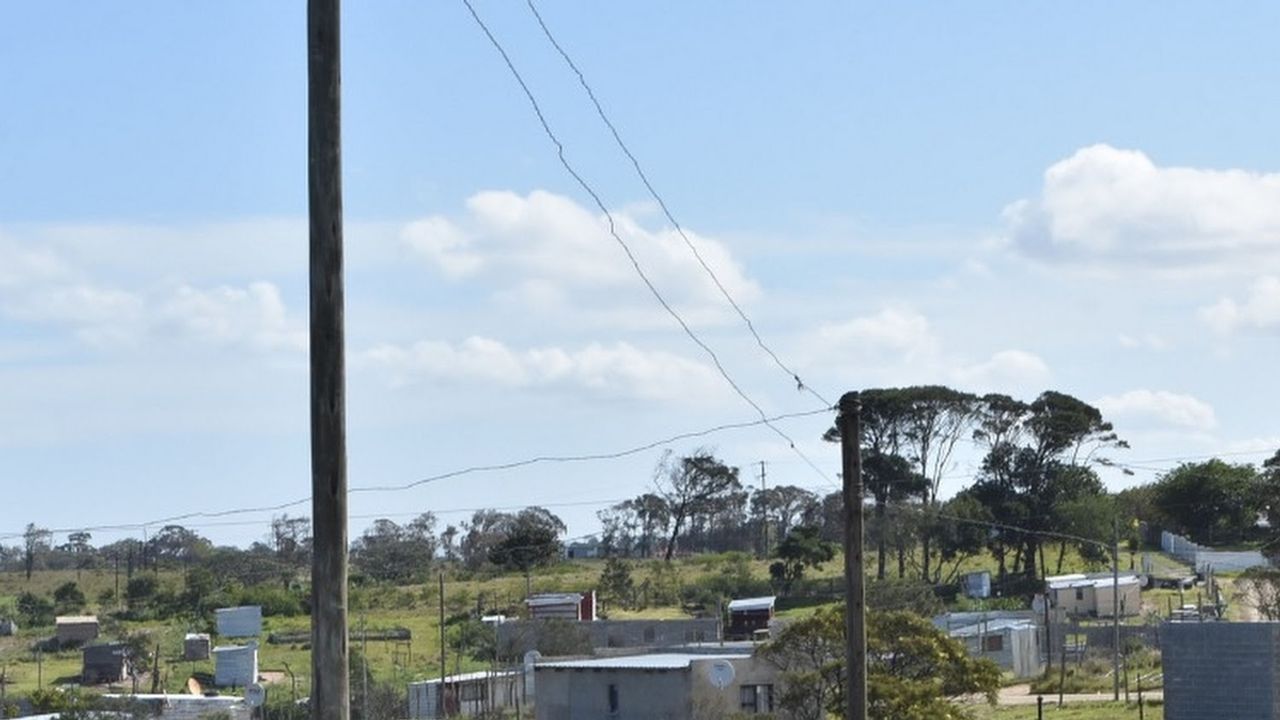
[245, 683, 267, 708]
[707, 660, 736, 689]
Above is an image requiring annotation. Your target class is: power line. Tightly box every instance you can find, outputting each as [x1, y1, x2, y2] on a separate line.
[0, 407, 832, 542]
[458, 0, 834, 488]
[523, 0, 832, 409]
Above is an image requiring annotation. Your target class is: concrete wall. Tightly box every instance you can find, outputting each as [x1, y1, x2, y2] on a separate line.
[1163, 622, 1280, 720]
[1162, 531, 1270, 572]
[534, 666, 691, 720]
[689, 656, 779, 717]
[498, 619, 719, 656]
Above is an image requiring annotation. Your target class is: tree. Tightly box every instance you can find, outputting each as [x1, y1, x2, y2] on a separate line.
[861, 451, 928, 580]
[53, 582, 86, 615]
[752, 485, 820, 554]
[350, 513, 438, 584]
[653, 450, 740, 561]
[146, 525, 212, 568]
[1155, 459, 1263, 546]
[599, 557, 635, 611]
[269, 514, 312, 571]
[825, 387, 979, 582]
[23, 524, 52, 580]
[971, 391, 1125, 579]
[769, 525, 836, 596]
[763, 605, 999, 720]
[488, 507, 565, 585]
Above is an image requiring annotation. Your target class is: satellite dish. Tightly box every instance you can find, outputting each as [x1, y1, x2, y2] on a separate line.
[245, 683, 267, 708]
[707, 660, 736, 689]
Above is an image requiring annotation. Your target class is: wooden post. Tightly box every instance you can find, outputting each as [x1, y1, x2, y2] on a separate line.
[1112, 516, 1121, 702]
[1057, 637, 1066, 708]
[439, 572, 448, 717]
[837, 392, 866, 720]
[308, 1, 350, 719]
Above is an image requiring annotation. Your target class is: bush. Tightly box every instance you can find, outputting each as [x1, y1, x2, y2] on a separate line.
[16, 591, 54, 627]
[238, 585, 306, 617]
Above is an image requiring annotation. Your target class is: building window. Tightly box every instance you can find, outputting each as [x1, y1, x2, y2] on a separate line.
[1075, 588, 1085, 601]
[608, 684, 619, 714]
[739, 684, 774, 713]
[982, 635, 1004, 652]
[460, 683, 486, 702]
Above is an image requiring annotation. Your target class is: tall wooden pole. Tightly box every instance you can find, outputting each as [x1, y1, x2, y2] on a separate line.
[1112, 516, 1121, 702]
[308, 1, 349, 719]
[838, 392, 866, 720]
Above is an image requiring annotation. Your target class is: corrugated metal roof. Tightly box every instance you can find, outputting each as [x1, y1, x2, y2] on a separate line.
[408, 669, 522, 687]
[537, 652, 751, 670]
[1046, 574, 1140, 590]
[949, 619, 1038, 638]
[526, 593, 582, 607]
[727, 596, 775, 612]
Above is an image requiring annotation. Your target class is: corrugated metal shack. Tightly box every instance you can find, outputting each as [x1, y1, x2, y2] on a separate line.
[726, 597, 775, 640]
[407, 669, 524, 719]
[184, 633, 211, 660]
[213, 642, 259, 687]
[526, 591, 597, 621]
[82, 642, 131, 684]
[215, 606, 263, 638]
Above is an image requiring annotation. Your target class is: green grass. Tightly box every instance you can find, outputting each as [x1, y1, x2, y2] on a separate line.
[970, 702, 1162, 719]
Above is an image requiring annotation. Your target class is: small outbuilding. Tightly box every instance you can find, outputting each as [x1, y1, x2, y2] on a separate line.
[947, 618, 1044, 679]
[82, 642, 131, 684]
[56, 615, 100, 646]
[961, 571, 992, 599]
[184, 633, 212, 661]
[407, 669, 525, 719]
[1046, 574, 1141, 618]
[526, 591, 597, 622]
[213, 642, 259, 688]
[726, 596, 775, 640]
[215, 606, 263, 638]
[0, 618, 17, 636]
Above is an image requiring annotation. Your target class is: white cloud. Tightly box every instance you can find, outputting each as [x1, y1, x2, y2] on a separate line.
[1095, 389, 1217, 431]
[1005, 144, 1280, 271]
[811, 307, 938, 362]
[950, 350, 1051, 393]
[362, 336, 727, 404]
[1199, 276, 1280, 334]
[401, 190, 760, 325]
[155, 282, 306, 352]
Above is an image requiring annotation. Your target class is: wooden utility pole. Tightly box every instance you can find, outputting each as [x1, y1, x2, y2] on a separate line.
[1112, 516, 1121, 702]
[837, 392, 866, 720]
[759, 460, 768, 558]
[308, 1, 350, 719]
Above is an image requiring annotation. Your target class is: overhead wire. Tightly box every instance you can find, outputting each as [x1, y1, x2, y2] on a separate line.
[458, 0, 834, 488]
[0, 407, 832, 542]
[523, 0, 832, 409]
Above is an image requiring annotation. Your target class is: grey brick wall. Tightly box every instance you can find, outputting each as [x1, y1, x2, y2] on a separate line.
[1163, 622, 1280, 720]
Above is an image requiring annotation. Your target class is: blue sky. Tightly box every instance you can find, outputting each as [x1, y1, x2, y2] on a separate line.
[4, 2, 1280, 548]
